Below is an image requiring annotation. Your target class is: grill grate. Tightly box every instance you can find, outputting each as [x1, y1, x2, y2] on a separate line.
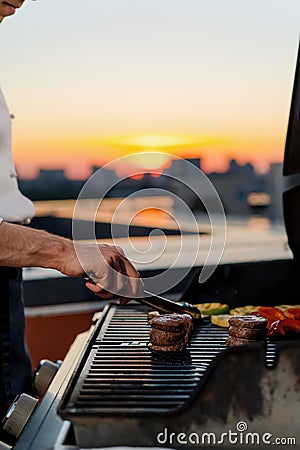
[67, 305, 228, 414]
[65, 304, 277, 415]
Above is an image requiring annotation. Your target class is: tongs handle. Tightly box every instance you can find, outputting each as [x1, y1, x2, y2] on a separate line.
[137, 290, 202, 320]
[81, 274, 201, 320]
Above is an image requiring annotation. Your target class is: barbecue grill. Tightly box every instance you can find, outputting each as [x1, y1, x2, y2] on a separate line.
[56, 302, 300, 448]
[5, 41, 300, 450]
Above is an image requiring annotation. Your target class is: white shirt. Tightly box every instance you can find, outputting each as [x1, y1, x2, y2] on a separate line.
[0, 86, 35, 223]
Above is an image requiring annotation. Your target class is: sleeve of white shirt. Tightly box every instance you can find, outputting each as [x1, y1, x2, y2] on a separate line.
[0, 86, 35, 223]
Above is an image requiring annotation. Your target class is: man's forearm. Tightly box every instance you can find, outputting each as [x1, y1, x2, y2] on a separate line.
[0, 221, 73, 270]
[0, 221, 144, 299]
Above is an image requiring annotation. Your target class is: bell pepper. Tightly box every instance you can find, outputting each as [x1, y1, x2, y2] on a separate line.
[281, 318, 300, 333]
[284, 307, 300, 320]
[258, 306, 285, 321]
[252, 307, 281, 328]
[268, 320, 286, 337]
[268, 318, 300, 337]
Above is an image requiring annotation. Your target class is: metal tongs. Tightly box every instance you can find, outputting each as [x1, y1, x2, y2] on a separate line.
[82, 273, 201, 320]
[137, 290, 202, 320]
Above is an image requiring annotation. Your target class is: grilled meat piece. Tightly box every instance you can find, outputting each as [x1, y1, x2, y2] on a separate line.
[225, 336, 262, 347]
[181, 314, 193, 336]
[148, 313, 193, 352]
[228, 315, 268, 329]
[228, 325, 267, 340]
[148, 342, 186, 352]
[150, 328, 185, 346]
[226, 315, 267, 347]
[149, 314, 186, 332]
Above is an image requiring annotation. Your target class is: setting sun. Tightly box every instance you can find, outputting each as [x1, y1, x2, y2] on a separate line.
[130, 152, 172, 171]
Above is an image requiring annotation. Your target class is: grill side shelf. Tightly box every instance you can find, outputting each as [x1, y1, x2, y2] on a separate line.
[57, 303, 114, 416]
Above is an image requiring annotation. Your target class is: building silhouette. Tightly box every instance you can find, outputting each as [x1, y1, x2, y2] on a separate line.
[18, 157, 281, 220]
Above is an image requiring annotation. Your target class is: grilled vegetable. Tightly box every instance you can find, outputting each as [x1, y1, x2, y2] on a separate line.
[253, 305, 300, 338]
[210, 314, 231, 328]
[284, 307, 300, 320]
[258, 306, 285, 321]
[276, 304, 300, 311]
[282, 318, 300, 333]
[268, 320, 286, 337]
[229, 305, 260, 316]
[194, 302, 229, 316]
[268, 318, 300, 337]
[254, 306, 285, 327]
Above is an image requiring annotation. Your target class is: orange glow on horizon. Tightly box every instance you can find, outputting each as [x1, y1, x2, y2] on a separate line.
[13, 131, 285, 179]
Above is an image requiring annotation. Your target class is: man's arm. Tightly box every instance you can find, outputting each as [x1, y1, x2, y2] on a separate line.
[0, 221, 72, 269]
[0, 221, 143, 299]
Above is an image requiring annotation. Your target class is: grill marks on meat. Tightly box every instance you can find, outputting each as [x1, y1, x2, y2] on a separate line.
[149, 314, 186, 332]
[148, 313, 193, 352]
[226, 315, 267, 347]
[229, 315, 267, 329]
[150, 342, 187, 352]
[229, 326, 266, 340]
[149, 328, 185, 345]
[226, 336, 260, 347]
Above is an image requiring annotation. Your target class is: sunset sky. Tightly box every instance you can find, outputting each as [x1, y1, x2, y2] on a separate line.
[1, 0, 300, 179]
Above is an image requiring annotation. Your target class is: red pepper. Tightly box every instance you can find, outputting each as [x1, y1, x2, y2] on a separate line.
[284, 308, 300, 320]
[251, 307, 300, 338]
[269, 318, 300, 337]
[268, 320, 286, 337]
[281, 318, 300, 333]
[255, 308, 282, 328]
[252, 313, 272, 328]
[258, 306, 285, 321]
[250, 311, 272, 328]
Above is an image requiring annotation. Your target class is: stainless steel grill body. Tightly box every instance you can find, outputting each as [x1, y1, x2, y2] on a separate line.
[58, 304, 300, 447]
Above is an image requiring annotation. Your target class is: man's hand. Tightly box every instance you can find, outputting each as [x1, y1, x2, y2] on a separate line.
[59, 241, 144, 301]
[0, 222, 144, 302]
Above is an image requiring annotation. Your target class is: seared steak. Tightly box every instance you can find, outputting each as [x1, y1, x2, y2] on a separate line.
[225, 336, 261, 347]
[228, 325, 267, 340]
[228, 315, 268, 329]
[226, 315, 267, 347]
[148, 313, 193, 352]
[149, 328, 184, 346]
